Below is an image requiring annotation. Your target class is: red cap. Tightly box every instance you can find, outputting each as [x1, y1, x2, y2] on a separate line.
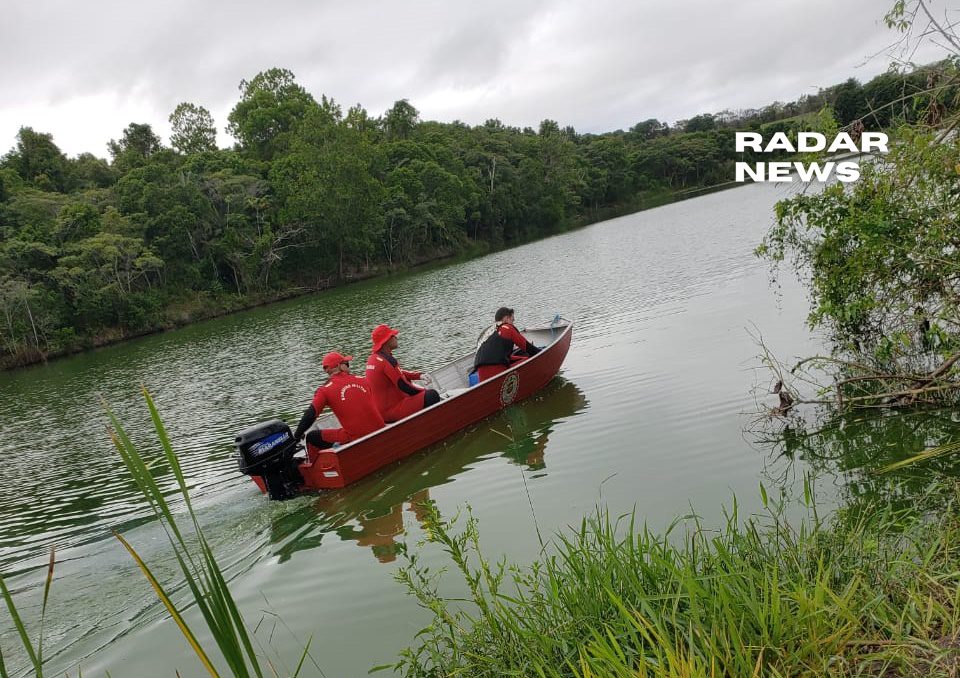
[371, 324, 399, 352]
[321, 351, 353, 370]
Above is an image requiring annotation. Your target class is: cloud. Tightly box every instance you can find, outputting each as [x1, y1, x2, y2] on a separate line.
[0, 0, 954, 156]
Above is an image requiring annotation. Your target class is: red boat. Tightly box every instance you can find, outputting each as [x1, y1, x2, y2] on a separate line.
[235, 319, 573, 497]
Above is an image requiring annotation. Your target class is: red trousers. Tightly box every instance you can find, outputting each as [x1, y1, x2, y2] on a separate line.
[305, 427, 351, 461]
[477, 356, 528, 382]
[383, 390, 428, 423]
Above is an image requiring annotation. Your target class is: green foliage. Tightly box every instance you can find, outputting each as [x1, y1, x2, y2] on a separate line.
[227, 68, 318, 160]
[682, 113, 716, 132]
[108, 123, 163, 173]
[389, 488, 960, 677]
[0, 548, 55, 678]
[0, 57, 952, 368]
[2, 128, 69, 192]
[106, 388, 267, 677]
[169, 102, 218, 155]
[760, 125, 960, 370]
[383, 99, 420, 141]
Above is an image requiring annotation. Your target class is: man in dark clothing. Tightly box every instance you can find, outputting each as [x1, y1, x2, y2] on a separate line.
[294, 351, 385, 450]
[365, 324, 441, 422]
[473, 307, 542, 382]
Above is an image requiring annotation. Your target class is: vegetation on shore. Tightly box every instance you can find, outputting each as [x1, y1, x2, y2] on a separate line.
[757, 3, 960, 415]
[7, 1, 960, 675]
[4, 389, 960, 677]
[384, 482, 960, 677]
[1, 51, 950, 369]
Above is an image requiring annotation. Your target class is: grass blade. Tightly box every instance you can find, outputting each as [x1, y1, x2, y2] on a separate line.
[37, 546, 55, 668]
[875, 440, 960, 473]
[107, 388, 270, 678]
[292, 635, 313, 677]
[0, 573, 40, 675]
[114, 531, 220, 678]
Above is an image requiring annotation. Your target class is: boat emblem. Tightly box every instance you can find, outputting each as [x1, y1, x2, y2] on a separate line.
[500, 373, 520, 406]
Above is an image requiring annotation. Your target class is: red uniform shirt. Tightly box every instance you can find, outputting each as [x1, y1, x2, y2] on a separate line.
[365, 351, 423, 418]
[497, 322, 531, 351]
[311, 372, 385, 440]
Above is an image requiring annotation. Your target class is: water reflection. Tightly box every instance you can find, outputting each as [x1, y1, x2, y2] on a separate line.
[270, 378, 586, 564]
[753, 406, 960, 508]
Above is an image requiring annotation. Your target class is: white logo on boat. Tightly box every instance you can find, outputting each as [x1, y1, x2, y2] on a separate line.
[500, 373, 520, 406]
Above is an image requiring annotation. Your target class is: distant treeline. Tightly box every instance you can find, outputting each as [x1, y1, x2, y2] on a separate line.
[1, 63, 955, 367]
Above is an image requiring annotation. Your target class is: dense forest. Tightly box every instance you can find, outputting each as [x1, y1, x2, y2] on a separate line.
[0, 63, 953, 368]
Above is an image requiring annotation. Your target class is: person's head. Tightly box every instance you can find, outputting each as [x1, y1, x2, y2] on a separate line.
[371, 324, 400, 353]
[495, 307, 515, 325]
[321, 351, 353, 376]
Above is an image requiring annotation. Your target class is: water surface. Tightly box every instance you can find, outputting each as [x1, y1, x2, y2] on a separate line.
[3, 181, 957, 676]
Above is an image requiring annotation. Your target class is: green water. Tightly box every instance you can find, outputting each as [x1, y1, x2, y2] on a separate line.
[3, 181, 960, 677]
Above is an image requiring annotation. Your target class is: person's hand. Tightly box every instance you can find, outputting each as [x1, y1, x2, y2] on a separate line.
[294, 430, 304, 442]
[421, 373, 433, 386]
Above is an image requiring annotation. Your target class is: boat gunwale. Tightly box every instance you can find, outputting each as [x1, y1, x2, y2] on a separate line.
[314, 320, 574, 455]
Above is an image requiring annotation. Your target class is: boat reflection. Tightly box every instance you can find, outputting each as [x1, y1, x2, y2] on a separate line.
[270, 377, 587, 563]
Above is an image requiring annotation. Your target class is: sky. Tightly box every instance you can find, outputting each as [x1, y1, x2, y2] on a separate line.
[0, 0, 953, 158]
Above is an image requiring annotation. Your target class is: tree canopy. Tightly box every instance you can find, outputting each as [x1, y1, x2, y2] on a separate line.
[0, 61, 950, 368]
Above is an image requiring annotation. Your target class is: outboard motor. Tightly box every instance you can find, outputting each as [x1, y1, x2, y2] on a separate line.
[235, 419, 302, 501]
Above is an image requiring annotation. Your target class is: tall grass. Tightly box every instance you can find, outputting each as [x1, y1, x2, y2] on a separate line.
[0, 548, 55, 678]
[1, 388, 316, 677]
[387, 485, 960, 677]
[104, 387, 315, 678]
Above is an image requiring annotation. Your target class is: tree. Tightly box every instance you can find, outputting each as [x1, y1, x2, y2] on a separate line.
[683, 114, 716, 133]
[271, 116, 384, 280]
[0, 275, 57, 356]
[758, 125, 960, 409]
[828, 78, 866, 125]
[383, 99, 420, 141]
[54, 232, 163, 297]
[70, 152, 115, 188]
[227, 68, 317, 160]
[3, 127, 69, 191]
[108, 123, 163, 172]
[629, 118, 669, 140]
[55, 202, 101, 245]
[169, 102, 218, 154]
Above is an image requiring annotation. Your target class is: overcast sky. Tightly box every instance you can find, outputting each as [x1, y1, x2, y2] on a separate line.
[0, 0, 953, 157]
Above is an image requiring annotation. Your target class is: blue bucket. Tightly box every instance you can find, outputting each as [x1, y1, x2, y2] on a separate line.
[468, 371, 480, 387]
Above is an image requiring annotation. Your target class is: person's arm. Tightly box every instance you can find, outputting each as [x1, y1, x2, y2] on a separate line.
[294, 389, 327, 440]
[401, 368, 422, 381]
[379, 355, 423, 395]
[500, 324, 541, 354]
[397, 378, 421, 395]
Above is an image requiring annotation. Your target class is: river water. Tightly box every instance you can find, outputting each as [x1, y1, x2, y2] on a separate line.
[3, 181, 959, 676]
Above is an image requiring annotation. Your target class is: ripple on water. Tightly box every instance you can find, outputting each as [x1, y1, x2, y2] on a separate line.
[1, 182, 832, 676]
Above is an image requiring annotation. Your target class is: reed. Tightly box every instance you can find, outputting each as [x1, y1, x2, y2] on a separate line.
[0, 548, 54, 678]
[105, 386, 316, 678]
[1, 389, 317, 677]
[388, 484, 960, 677]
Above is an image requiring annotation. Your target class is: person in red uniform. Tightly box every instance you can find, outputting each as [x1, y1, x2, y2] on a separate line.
[293, 351, 385, 451]
[473, 307, 542, 382]
[365, 324, 441, 422]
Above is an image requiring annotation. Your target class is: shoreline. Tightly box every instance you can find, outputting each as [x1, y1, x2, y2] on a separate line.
[2, 183, 737, 373]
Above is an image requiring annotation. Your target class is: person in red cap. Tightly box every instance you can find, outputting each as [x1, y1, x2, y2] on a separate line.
[293, 351, 385, 451]
[366, 324, 441, 422]
[473, 307, 542, 382]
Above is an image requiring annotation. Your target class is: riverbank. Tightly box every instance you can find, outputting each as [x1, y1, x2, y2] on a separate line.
[391, 482, 960, 677]
[0, 250, 458, 371]
[1, 186, 687, 372]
